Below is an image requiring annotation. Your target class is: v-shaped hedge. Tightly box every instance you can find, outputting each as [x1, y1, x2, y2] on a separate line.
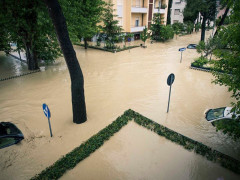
[31, 109, 240, 180]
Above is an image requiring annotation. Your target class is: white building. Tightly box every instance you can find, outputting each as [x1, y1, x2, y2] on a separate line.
[170, 0, 186, 24]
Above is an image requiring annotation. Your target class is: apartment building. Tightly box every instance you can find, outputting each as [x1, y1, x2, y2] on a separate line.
[107, 0, 169, 39]
[170, 0, 186, 24]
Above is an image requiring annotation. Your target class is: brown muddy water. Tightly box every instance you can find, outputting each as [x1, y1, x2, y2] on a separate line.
[0, 31, 240, 180]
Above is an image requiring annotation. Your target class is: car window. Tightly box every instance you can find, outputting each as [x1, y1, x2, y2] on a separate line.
[206, 107, 226, 121]
[0, 137, 16, 149]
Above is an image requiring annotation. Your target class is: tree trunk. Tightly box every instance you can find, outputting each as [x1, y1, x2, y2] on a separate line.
[25, 41, 39, 70]
[44, 0, 87, 124]
[84, 38, 88, 49]
[214, 7, 230, 37]
[201, 15, 207, 41]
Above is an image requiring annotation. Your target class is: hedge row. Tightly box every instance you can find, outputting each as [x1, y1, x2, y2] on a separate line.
[31, 109, 240, 180]
[74, 43, 139, 53]
[31, 111, 132, 180]
[190, 64, 225, 73]
[126, 110, 240, 174]
[0, 70, 40, 82]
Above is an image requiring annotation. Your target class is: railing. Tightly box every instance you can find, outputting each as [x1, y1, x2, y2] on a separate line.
[131, 6, 148, 13]
[130, 26, 146, 32]
[153, 8, 166, 14]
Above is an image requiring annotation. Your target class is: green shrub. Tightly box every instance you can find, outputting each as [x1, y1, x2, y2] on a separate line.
[212, 119, 240, 140]
[192, 57, 208, 67]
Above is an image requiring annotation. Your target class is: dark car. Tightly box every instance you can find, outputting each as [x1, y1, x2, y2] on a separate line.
[0, 122, 24, 149]
[187, 44, 197, 49]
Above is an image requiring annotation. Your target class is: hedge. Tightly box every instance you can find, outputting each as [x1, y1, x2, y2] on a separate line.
[0, 70, 40, 82]
[31, 109, 240, 180]
[74, 43, 139, 53]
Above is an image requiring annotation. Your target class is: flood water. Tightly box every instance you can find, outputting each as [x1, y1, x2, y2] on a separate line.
[0, 31, 240, 180]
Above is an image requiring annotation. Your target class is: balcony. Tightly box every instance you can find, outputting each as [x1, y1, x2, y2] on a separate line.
[153, 8, 166, 14]
[131, 6, 148, 13]
[131, 26, 145, 32]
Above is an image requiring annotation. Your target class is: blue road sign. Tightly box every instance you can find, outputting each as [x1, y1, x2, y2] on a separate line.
[42, 103, 51, 119]
[179, 48, 186, 52]
[128, 37, 131, 42]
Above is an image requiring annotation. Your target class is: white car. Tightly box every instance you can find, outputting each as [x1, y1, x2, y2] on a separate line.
[205, 107, 239, 122]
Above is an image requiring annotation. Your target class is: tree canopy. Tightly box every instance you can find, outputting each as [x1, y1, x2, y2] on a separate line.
[60, 0, 105, 49]
[0, 0, 61, 70]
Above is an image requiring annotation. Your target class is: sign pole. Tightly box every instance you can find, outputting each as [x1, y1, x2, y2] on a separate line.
[167, 84, 172, 113]
[180, 51, 183, 63]
[166, 73, 175, 113]
[48, 117, 53, 137]
[42, 103, 53, 137]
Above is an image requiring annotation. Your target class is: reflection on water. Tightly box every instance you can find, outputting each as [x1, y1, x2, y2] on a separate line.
[0, 52, 29, 79]
[0, 31, 240, 180]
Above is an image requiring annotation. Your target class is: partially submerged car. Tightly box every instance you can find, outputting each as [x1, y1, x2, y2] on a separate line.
[0, 122, 24, 149]
[187, 44, 197, 49]
[205, 107, 239, 122]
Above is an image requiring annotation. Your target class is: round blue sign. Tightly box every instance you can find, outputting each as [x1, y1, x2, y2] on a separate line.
[42, 103, 51, 118]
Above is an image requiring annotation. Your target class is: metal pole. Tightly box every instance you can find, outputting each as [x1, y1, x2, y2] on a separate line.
[48, 118, 53, 137]
[180, 51, 182, 63]
[167, 85, 172, 113]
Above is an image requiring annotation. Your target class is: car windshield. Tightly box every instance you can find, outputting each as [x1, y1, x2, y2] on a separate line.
[206, 107, 226, 121]
[0, 123, 21, 136]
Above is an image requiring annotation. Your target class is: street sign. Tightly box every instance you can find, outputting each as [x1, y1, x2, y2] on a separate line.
[43, 103, 51, 118]
[167, 73, 175, 86]
[128, 37, 131, 42]
[167, 73, 175, 113]
[42, 103, 53, 137]
[179, 48, 186, 52]
[179, 48, 186, 63]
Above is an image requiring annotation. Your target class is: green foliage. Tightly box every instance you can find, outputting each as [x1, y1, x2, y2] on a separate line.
[195, 22, 201, 32]
[196, 41, 206, 57]
[185, 22, 194, 34]
[31, 110, 240, 179]
[172, 22, 184, 37]
[101, 1, 123, 49]
[60, 0, 105, 47]
[140, 26, 148, 46]
[213, 119, 240, 140]
[0, 0, 62, 69]
[192, 57, 208, 68]
[211, 0, 240, 118]
[150, 14, 174, 42]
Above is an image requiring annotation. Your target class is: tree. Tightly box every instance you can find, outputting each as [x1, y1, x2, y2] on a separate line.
[150, 13, 162, 41]
[183, 0, 217, 41]
[172, 22, 184, 39]
[60, 0, 105, 49]
[44, 0, 87, 124]
[150, 14, 174, 42]
[167, 0, 173, 25]
[206, 0, 240, 139]
[0, 0, 61, 70]
[140, 26, 148, 46]
[101, 1, 122, 49]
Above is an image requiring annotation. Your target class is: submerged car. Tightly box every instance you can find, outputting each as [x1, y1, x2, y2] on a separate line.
[205, 107, 239, 122]
[187, 44, 197, 49]
[0, 122, 24, 149]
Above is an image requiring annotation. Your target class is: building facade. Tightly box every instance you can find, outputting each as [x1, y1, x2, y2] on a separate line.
[106, 0, 169, 39]
[170, 0, 186, 24]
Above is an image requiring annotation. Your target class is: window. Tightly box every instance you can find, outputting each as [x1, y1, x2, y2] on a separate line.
[175, 0, 181, 3]
[135, 18, 140, 27]
[173, 20, 179, 23]
[136, 0, 141, 7]
[174, 9, 180, 15]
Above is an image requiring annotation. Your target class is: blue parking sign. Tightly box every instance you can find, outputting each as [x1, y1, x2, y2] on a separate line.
[42, 103, 51, 118]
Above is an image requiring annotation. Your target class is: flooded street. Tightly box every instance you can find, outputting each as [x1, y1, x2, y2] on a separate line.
[0, 31, 240, 180]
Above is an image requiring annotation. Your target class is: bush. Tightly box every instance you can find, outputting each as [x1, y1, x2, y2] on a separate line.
[212, 119, 240, 140]
[192, 57, 208, 67]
